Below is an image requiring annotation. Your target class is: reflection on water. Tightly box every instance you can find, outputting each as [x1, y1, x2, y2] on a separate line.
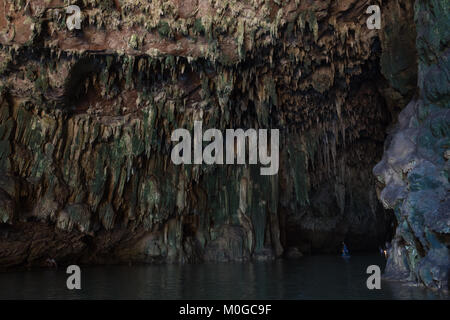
[0, 255, 447, 300]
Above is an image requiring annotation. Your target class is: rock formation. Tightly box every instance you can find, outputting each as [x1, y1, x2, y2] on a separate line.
[374, 0, 449, 290]
[0, 0, 447, 290]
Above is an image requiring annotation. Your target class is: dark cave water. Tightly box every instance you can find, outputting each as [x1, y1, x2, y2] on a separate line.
[0, 254, 447, 300]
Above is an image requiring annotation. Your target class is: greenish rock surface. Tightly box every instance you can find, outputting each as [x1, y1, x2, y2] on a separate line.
[374, 0, 449, 291]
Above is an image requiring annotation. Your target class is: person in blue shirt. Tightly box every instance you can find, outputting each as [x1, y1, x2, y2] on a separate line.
[342, 242, 350, 256]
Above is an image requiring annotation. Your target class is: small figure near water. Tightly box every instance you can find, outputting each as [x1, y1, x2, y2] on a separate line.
[341, 242, 350, 258]
[379, 246, 388, 259]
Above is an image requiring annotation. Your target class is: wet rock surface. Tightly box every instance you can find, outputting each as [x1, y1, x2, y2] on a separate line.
[374, 0, 449, 291]
[0, 0, 446, 291]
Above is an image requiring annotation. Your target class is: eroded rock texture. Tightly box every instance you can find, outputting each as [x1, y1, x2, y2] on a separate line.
[374, 0, 449, 291]
[0, 0, 436, 284]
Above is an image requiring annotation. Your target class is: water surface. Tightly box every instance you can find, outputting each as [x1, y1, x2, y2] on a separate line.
[0, 254, 447, 300]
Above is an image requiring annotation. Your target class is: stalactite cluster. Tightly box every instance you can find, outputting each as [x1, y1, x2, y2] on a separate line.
[1, 0, 444, 293]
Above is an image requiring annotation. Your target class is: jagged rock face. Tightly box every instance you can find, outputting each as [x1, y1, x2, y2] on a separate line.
[374, 0, 449, 290]
[0, 0, 420, 268]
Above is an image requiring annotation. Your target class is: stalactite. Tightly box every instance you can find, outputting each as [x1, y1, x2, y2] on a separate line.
[0, 0, 414, 269]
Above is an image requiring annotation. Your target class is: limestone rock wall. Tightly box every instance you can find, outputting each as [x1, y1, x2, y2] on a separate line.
[374, 0, 449, 290]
